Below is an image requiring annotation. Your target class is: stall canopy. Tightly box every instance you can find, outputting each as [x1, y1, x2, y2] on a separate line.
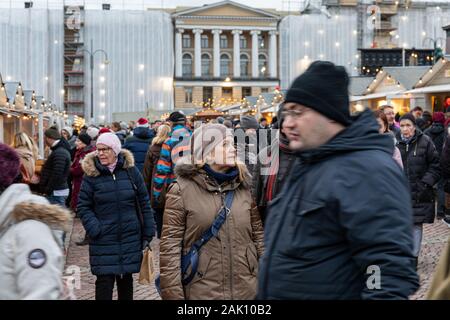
[4, 81, 25, 109]
[406, 84, 450, 94]
[0, 75, 6, 107]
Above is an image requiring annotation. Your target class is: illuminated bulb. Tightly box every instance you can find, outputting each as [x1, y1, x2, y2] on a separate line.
[100, 76, 105, 82]
[335, 42, 340, 47]
[139, 89, 144, 95]
[100, 89, 106, 95]
[139, 64, 145, 71]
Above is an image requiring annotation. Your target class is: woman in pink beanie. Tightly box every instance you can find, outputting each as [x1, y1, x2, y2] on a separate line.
[77, 132, 155, 300]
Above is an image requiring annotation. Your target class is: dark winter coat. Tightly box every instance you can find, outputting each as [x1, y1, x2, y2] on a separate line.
[396, 131, 440, 224]
[251, 137, 295, 224]
[77, 149, 156, 276]
[115, 130, 128, 145]
[257, 110, 419, 300]
[124, 127, 154, 173]
[441, 135, 450, 192]
[70, 145, 96, 211]
[424, 122, 446, 156]
[39, 139, 72, 196]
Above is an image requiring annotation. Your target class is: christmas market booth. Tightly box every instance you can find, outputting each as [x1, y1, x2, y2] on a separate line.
[191, 107, 224, 123]
[351, 66, 430, 114]
[405, 56, 450, 113]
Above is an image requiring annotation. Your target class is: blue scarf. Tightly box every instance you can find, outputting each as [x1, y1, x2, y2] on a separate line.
[203, 164, 238, 185]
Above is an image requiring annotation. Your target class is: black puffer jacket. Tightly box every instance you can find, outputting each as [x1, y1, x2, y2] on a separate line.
[258, 110, 419, 300]
[77, 149, 155, 275]
[424, 122, 446, 156]
[440, 134, 450, 192]
[39, 139, 72, 195]
[396, 131, 440, 224]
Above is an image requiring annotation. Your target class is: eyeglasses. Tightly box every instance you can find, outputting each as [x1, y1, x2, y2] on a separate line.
[97, 147, 112, 154]
[281, 108, 308, 119]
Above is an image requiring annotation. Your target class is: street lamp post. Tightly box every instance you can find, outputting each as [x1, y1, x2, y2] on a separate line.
[81, 39, 109, 123]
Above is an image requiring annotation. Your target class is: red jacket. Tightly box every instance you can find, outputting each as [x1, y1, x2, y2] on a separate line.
[70, 145, 96, 211]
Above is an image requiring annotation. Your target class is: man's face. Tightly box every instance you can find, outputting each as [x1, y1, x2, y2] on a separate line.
[383, 107, 395, 125]
[400, 119, 416, 139]
[413, 110, 423, 119]
[261, 120, 267, 127]
[282, 103, 339, 151]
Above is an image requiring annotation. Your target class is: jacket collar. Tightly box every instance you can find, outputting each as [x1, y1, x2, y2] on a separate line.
[81, 149, 135, 177]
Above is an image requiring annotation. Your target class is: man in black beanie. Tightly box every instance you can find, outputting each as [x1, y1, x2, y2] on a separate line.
[258, 61, 419, 300]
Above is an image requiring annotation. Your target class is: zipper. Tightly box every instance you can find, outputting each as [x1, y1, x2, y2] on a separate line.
[113, 171, 123, 275]
[222, 188, 234, 300]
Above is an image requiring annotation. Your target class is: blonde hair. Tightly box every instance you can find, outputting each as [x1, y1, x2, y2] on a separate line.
[13, 132, 38, 159]
[152, 124, 171, 145]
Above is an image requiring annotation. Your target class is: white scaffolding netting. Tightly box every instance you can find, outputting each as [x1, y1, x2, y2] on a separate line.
[0, 9, 64, 108]
[279, 8, 359, 90]
[83, 10, 174, 123]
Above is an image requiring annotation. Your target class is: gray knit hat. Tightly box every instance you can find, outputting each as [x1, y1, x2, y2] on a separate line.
[239, 115, 258, 130]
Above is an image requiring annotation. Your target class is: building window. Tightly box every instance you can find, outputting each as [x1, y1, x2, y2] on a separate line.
[259, 54, 267, 77]
[24, 2, 33, 8]
[201, 54, 211, 76]
[102, 3, 110, 10]
[240, 54, 249, 77]
[242, 87, 252, 98]
[261, 87, 269, 93]
[203, 87, 213, 102]
[222, 88, 232, 99]
[220, 35, 228, 48]
[182, 53, 192, 77]
[182, 34, 191, 48]
[185, 87, 193, 103]
[201, 35, 209, 48]
[258, 35, 265, 48]
[220, 54, 230, 76]
[240, 35, 247, 49]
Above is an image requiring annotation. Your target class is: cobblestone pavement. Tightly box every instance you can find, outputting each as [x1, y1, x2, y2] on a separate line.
[64, 218, 160, 300]
[65, 217, 450, 300]
[410, 219, 450, 299]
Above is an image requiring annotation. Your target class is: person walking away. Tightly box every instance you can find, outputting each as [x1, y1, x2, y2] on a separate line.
[0, 143, 72, 299]
[258, 61, 419, 300]
[124, 118, 155, 173]
[38, 126, 72, 207]
[12, 132, 39, 184]
[152, 111, 192, 209]
[77, 133, 155, 300]
[396, 113, 440, 267]
[143, 124, 171, 238]
[160, 124, 264, 299]
[252, 104, 295, 225]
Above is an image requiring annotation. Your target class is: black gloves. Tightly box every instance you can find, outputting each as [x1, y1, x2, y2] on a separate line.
[417, 181, 433, 202]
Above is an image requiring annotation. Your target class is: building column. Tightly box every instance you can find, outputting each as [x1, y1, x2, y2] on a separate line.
[212, 29, 222, 78]
[175, 28, 184, 78]
[269, 30, 277, 78]
[232, 30, 242, 78]
[193, 29, 203, 77]
[251, 30, 261, 78]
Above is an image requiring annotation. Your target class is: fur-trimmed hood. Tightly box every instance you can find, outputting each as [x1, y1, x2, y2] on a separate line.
[0, 184, 72, 236]
[81, 149, 135, 177]
[174, 162, 251, 191]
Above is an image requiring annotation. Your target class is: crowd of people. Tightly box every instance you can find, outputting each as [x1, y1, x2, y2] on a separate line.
[3, 60, 450, 300]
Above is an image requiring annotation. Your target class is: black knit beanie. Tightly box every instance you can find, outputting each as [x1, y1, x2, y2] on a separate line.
[45, 125, 61, 140]
[284, 61, 352, 126]
[77, 133, 92, 146]
[399, 113, 416, 125]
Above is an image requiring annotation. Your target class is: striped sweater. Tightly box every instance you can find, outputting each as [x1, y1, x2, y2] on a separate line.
[152, 124, 191, 205]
